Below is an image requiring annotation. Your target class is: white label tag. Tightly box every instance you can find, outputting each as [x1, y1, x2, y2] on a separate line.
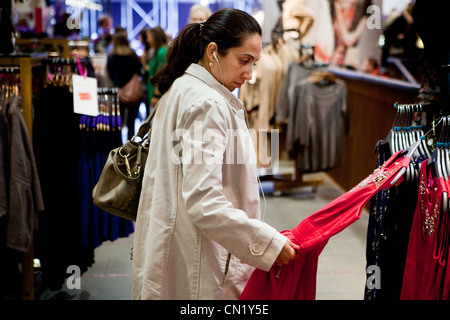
[72, 74, 98, 116]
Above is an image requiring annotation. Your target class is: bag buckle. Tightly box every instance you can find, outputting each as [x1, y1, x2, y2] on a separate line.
[124, 154, 132, 177]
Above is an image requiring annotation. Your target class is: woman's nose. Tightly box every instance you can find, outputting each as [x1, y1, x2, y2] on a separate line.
[242, 68, 253, 80]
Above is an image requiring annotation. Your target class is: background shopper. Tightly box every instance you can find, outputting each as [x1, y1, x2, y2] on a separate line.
[107, 32, 143, 140]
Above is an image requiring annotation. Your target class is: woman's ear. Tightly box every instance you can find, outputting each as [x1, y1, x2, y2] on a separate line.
[206, 42, 218, 62]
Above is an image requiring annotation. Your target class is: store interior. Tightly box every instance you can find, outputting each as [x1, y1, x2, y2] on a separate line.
[1, 0, 450, 300]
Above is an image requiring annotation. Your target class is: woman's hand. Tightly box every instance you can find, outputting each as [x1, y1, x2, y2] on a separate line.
[274, 239, 299, 267]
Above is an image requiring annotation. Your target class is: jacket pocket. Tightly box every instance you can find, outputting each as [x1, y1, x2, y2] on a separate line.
[222, 254, 243, 287]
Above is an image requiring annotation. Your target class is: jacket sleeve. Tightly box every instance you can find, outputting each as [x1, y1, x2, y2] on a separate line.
[179, 99, 287, 272]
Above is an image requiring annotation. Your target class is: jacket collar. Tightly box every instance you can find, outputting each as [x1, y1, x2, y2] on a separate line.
[185, 63, 244, 111]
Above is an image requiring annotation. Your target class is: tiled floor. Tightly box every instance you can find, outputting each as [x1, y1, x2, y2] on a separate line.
[40, 171, 369, 300]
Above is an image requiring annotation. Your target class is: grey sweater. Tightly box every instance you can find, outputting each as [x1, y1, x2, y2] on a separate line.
[1, 94, 44, 252]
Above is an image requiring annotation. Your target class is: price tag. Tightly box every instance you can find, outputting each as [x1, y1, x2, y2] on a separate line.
[72, 74, 99, 116]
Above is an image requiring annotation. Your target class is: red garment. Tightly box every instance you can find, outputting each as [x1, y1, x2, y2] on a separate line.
[400, 161, 446, 300]
[240, 150, 412, 300]
[440, 179, 450, 299]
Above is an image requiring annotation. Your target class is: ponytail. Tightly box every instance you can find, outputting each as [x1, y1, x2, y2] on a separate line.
[151, 8, 262, 94]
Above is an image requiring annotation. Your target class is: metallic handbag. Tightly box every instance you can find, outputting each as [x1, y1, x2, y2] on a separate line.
[92, 106, 157, 221]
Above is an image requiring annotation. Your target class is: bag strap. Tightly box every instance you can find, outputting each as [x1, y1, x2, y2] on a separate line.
[134, 104, 158, 139]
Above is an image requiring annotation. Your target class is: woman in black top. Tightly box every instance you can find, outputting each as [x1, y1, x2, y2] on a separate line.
[107, 32, 143, 140]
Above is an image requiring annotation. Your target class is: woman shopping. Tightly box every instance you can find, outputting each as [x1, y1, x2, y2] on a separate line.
[131, 8, 298, 300]
[107, 32, 143, 140]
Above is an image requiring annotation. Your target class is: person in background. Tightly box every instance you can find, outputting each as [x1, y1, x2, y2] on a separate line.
[146, 26, 168, 112]
[188, 4, 212, 23]
[114, 26, 128, 37]
[361, 57, 387, 77]
[107, 32, 143, 140]
[132, 8, 298, 300]
[381, 2, 419, 68]
[139, 27, 153, 70]
[94, 14, 113, 53]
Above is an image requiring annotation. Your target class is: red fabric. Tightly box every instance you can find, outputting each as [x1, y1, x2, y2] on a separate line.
[240, 150, 412, 300]
[440, 180, 450, 299]
[401, 162, 447, 300]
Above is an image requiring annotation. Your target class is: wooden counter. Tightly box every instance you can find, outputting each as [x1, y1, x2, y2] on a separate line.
[326, 68, 420, 191]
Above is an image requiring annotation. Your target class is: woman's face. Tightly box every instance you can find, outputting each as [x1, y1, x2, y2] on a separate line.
[212, 34, 261, 92]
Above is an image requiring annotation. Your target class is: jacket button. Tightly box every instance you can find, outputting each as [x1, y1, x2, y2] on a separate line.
[251, 243, 261, 254]
[230, 99, 236, 106]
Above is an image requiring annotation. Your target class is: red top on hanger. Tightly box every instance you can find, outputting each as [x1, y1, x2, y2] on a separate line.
[400, 161, 447, 300]
[240, 149, 413, 300]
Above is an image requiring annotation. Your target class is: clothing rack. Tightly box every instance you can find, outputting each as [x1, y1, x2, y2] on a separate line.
[97, 87, 118, 95]
[41, 57, 78, 66]
[365, 100, 450, 300]
[272, 47, 341, 193]
[0, 66, 20, 74]
[0, 54, 47, 300]
[258, 45, 327, 193]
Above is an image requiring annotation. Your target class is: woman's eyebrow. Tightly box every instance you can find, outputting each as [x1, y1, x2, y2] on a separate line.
[242, 53, 258, 61]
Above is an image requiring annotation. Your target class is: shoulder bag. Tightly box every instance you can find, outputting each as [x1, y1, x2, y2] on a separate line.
[118, 73, 143, 105]
[92, 105, 157, 221]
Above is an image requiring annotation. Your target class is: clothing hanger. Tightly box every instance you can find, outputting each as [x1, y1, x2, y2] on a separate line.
[387, 103, 401, 154]
[308, 70, 336, 86]
[391, 116, 445, 185]
[397, 105, 414, 181]
[415, 104, 432, 159]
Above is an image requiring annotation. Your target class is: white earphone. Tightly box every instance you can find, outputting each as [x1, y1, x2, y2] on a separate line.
[212, 51, 224, 85]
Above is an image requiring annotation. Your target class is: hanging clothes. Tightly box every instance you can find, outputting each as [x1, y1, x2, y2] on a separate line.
[283, 71, 347, 173]
[400, 159, 448, 300]
[0, 70, 44, 299]
[239, 42, 299, 131]
[365, 104, 439, 300]
[275, 62, 313, 123]
[78, 91, 133, 250]
[4, 94, 44, 252]
[240, 148, 413, 300]
[364, 139, 418, 300]
[33, 61, 134, 291]
[33, 82, 94, 290]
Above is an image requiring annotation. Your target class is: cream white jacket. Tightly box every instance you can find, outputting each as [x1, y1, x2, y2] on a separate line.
[131, 64, 287, 300]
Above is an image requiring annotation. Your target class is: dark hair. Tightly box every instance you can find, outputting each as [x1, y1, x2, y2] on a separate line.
[111, 32, 134, 56]
[366, 57, 378, 69]
[151, 8, 262, 94]
[149, 26, 168, 52]
[139, 27, 151, 51]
